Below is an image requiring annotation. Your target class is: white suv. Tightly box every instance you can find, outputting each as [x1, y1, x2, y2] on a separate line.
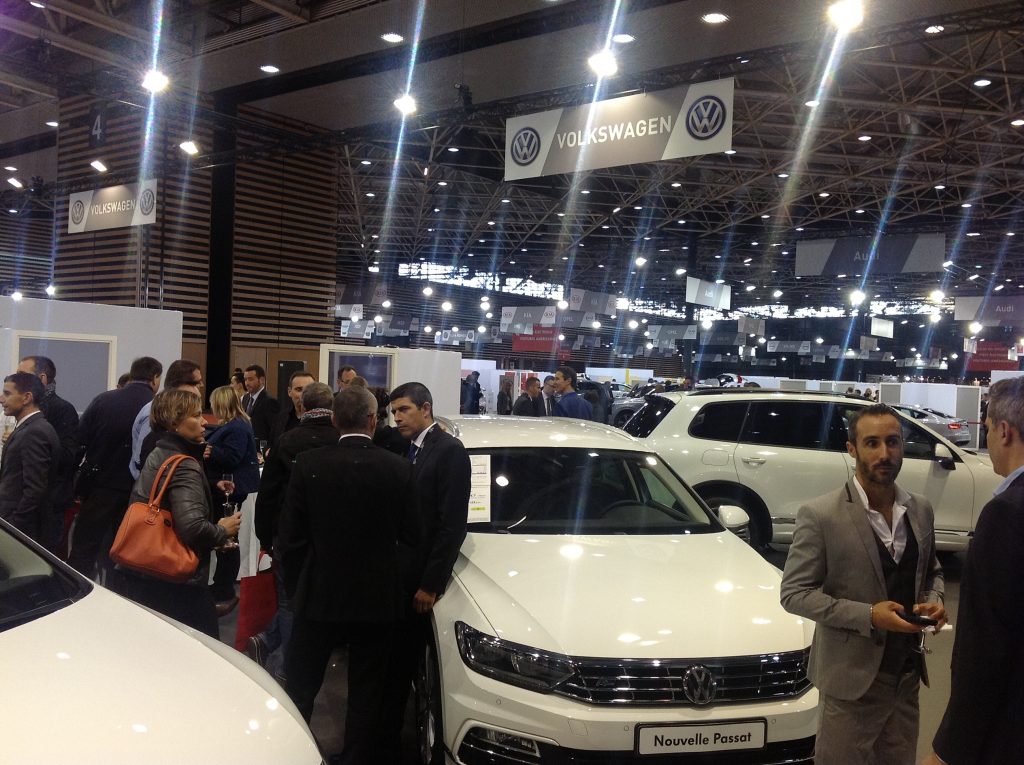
[419, 416, 817, 764]
[624, 390, 1000, 550]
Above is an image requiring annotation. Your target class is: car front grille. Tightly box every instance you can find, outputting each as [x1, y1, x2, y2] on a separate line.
[555, 649, 811, 706]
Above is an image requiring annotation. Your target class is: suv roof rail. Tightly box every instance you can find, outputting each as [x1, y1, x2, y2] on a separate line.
[682, 388, 871, 400]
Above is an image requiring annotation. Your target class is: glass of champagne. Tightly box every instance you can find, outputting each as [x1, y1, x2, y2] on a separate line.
[221, 473, 238, 548]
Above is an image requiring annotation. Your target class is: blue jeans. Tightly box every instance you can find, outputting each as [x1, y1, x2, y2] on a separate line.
[259, 551, 293, 680]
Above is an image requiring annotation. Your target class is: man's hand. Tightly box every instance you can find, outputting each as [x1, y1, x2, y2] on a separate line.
[914, 602, 947, 631]
[871, 600, 925, 633]
[413, 589, 437, 614]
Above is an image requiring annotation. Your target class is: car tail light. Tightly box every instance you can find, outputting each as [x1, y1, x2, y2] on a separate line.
[947, 423, 962, 430]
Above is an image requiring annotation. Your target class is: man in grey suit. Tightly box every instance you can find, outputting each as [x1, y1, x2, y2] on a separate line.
[781, 403, 946, 764]
[0, 371, 60, 545]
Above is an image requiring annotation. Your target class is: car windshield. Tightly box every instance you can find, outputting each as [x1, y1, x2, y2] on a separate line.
[0, 522, 91, 633]
[466, 448, 719, 535]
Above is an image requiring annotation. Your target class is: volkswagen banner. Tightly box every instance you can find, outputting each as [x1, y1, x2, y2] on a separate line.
[67, 180, 158, 233]
[505, 79, 734, 180]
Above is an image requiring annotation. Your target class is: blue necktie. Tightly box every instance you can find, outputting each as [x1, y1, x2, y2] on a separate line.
[407, 443, 419, 463]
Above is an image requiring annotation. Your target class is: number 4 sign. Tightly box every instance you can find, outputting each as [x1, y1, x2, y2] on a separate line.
[88, 103, 107, 149]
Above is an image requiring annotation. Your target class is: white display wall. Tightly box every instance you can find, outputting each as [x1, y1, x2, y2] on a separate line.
[880, 382, 982, 449]
[0, 296, 182, 413]
[585, 366, 655, 385]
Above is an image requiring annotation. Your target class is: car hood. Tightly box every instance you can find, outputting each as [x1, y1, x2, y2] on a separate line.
[454, 533, 807, 659]
[0, 585, 320, 764]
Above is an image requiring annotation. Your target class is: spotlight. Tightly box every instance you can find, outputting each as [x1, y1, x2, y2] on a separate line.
[591, 320, 602, 329]
[90, 160, 107, 173]
[816, 337, 824, 344]
[930, 289, 945, 302]
[557, 300, 569, 310]
[11, 290, 23, 301]
[382, 300, 392, 308]
[141, 69, 170, 93]
[930, 314, 941, 323]
[423, 325, 433, 333]
[587, 49, 618, 77]
[827, 0, 863, 32]
[701, 318, 713, 330]
[973, 78, 992, 88]
[260, 65, 280, 73]
[477, 325, 486, 333]
[925, 25, 944, 34]
[451, 326, 459, 332]
[805, 99, 821, 108]
[373, 315, 383, 323]
[380, 33, 404, 43]
[969, 322, 983, 334]
[45, 284, 56, 296]
[7, 178, 23, 188]
[45, 120, 59, 128]
[773, 290, 783, 298]
[634, 257, 647, 266]
[628, 320, 639, 329]
[611, 33, 635, 43]
[441, 301, 452, 311]
[179, 141, 199, 155]
[481, 302, 491, 311]
[558, 334, 565, 341]
[849, 289, 866, 306]
[422, 286, 433, 296]
[393, 94, 417, 115]
[675, 268, 686, 276]
[702, 12, 728, 23]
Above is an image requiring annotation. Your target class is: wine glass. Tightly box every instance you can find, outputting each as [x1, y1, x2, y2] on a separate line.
[221, 472, 235, 516]
[257, 440, 268, 465]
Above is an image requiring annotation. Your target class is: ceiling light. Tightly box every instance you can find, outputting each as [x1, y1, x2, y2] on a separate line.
[702, 12, 728, 24]
[701, 318, 714, 329]
[422, 286, 433, 296]
[855, 209, 865, 214]
[3, 166, 15, 172]
[373, 315, 383, 323]
[995, 284, 1005, 291]
[827, 0, 864, 32]
[580, 189, 590, 194]
[970, 321, 984, 334]
[367, 265, 379, 273]
[934, 184, 946, 190]
[612, 33, 635, 43]
[773, 290, 783, 298]
[966, 231, 980, 237]
[437, 181, 448, 187]
[634, 257, 647, 266]
[481, 302, 491, 311]
[7, 178, 22, 188]
[926, 25, 944, 34]
[10, 291, 22, 301]
[745, 285, 756, 291]
[179, 141, 199, 155]
[365, 192, 375, 197]
[558, 334, 565, 341]
[29, 0, 45, 7]
[6, 209, 16, 214]
[557, 300, 569, 310]
[141, 69, 169, 93]
[393, 93, 417, 115]
[858, 135, 872, 141]
[588, 49, 618, 77]
[849, 289, 866, 306]
[441, 301, 452, 311]
[777, 173, 789, 178]
[930, 314, 941, 323]
[961, 202, 972, 208]
[675, 268, 686, 276]
[968, 274, 980, 281]
[715, 279, 725, 284]
[1012, 119, 1024, 127]
[451, 326, 459, 332]
[592, 320, 602, 329]
[761, 214, 770, 219]
[45, 120, 58, 128]
[260, 65, 280, 73]
[486, 312, 493, 319]
[1007, 232, 1016, 236]
[974, 78, 992, 88]
[381, 300, 392, 308]
[628, 319, 639, 329]
[423, 325, 433, 333]
[45, 284, 56, 296]
[818, 191, 830, 198]
[90, 160, 107, 173]
[796, 227, 804, 231]
[930, 289, 945, 302]
[805, 99, 820, 107]
[380, 32, 404, 43]
[671, 181, 682, 188]
[943, 260, 954, 267]
[476, 325, 486, 334]
[724, 149, 737, 155]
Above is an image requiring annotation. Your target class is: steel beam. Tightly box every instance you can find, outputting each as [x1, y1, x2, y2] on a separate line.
[247, 0, 310, 23]
[0, 13, 122, 67]
[38, 0, 191, 55]
[0, 67, 56, 97]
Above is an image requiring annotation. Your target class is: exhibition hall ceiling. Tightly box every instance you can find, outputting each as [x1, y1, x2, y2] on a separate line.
[1, 0, 1023, 317]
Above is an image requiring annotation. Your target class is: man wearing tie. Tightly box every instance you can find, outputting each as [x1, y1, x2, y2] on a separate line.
[541, 375, 557, 416]
[242, 364, 280, 445]
[382, 381, 471, 761]
[0, 371, 60, 544]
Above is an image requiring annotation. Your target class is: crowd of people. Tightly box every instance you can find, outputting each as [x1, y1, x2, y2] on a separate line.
[0, 355, 472, 762]
[462, 366, 605, 422]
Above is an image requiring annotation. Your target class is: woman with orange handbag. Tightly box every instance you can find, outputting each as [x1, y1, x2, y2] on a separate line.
[119, 389, 241, 637]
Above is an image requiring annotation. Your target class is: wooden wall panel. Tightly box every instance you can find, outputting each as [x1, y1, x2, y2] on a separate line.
[0, 215, 53, 290]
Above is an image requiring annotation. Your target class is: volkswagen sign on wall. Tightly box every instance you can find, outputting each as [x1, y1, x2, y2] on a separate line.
[67, 179, 158, 234]
[505, 78, 733, 180]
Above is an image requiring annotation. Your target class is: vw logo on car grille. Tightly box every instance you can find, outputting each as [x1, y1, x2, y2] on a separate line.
[70, 199, 86, 225]
[511, 127, 542, 166]
[686, 95, 726, 140]
[681, 664, 717, 705]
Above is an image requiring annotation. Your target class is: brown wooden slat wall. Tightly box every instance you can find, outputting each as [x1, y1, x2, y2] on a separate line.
[53, 96, 212, 339]
[232, 106, 336, 347]
[0, 215, 53, 289]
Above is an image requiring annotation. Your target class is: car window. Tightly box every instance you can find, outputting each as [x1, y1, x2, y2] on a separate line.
[466, 448, 719, 535]
[623, 396, 676, 437]
[741, 401, 835, 449]
[901, 419, 939, 459]
[686, 401, 748, 441]
[0, 523, 91, 633]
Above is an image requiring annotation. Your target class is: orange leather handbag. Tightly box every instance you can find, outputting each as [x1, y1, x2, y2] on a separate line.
[110, 454, 200, 583]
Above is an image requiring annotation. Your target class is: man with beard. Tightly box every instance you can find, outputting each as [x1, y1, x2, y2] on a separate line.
[780, 403, 945, 765]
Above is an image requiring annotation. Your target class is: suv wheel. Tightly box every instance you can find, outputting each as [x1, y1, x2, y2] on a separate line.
[701, 490, 770, 549]
[414, 636, 444, 765]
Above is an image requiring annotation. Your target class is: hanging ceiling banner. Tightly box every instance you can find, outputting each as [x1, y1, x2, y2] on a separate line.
[338, 282, 387, 305]
[68, 180, 157, 233]
[795, 233, 946, 276]
[568, 288, 618, 315]
[686, 277, 732, 310]
[500, 306, 557, 334]
[954, 295, 1024, 326]
[504, 78, 734, 181]
[870, 318, 894, 338]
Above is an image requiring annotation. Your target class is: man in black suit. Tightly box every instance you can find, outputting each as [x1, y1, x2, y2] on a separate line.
[270, 369, 314, 447]
[381, 381, 471, 758]
[925, 377, 1024, 765]
[242, 364, 280, 445]
[0, 371, 60, 544]
[278, 386, 419, 761]
[17, 355, 79, 550]
[512, 375, 543, 416]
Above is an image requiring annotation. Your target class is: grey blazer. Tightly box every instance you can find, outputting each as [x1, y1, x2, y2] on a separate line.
[780, 478, 944, 700]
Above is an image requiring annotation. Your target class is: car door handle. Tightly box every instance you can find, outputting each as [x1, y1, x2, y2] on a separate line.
[741, 457, 766, 466]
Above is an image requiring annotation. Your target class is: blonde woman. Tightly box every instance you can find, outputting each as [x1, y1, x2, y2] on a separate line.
[204, 385, 260, 608]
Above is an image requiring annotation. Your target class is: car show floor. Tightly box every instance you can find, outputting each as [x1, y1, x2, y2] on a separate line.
[222, 548, 965, 763]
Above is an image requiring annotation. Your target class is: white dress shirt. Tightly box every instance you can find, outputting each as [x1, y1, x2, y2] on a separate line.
[852, 476, 912, 562]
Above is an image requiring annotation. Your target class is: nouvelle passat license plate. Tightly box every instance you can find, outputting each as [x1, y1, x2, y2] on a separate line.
[636, 720, 766, 755]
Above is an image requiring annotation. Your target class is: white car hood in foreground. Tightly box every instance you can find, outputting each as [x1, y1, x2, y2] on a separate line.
[454, 532, 807, 659]
[0, 585, 320, 765]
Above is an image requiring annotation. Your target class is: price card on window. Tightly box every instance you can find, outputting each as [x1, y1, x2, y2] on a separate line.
[468, 454, 492, 523]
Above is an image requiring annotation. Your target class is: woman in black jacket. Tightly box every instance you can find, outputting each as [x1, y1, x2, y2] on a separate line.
[120, 390, 240, 637]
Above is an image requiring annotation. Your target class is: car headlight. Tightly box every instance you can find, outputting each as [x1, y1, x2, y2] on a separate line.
[455, 621, 576, 693]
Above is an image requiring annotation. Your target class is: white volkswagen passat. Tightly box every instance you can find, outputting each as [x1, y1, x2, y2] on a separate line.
[0, 520, 322, 764]
[416, 416, 817, 764]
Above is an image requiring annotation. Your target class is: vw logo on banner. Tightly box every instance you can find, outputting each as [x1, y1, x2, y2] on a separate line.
[70, 199, 86, 225]
[686, 95, 726, 140]
[139, 188, 156, 216]
[511, 127, 542, 166]
[681, 664, 717, 705]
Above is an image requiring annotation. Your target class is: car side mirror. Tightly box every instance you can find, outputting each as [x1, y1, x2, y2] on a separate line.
[934, 443, 956, 471]
[718, 504, 751, 535]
